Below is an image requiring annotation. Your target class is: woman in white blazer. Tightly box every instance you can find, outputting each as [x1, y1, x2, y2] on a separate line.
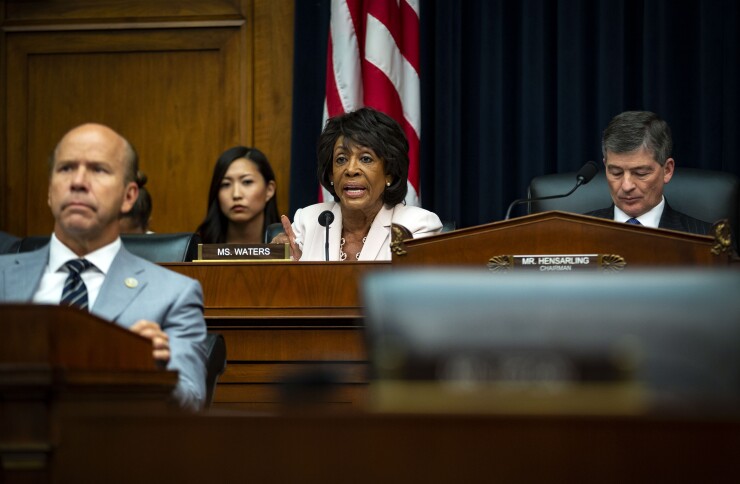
[275, 107, 442, 261]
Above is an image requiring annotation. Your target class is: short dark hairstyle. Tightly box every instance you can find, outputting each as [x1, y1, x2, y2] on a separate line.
[317, 107, 408, 206]
[602, 111, 673, 166]
[120, 171, 152, 232]
[197, 146, 279, 244]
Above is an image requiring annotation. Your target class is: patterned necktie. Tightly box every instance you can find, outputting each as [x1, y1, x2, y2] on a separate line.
[60, 259, 94, 310]
[626, 218, 642, 225]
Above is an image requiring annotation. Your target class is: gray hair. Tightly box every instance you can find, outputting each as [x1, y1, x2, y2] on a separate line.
[602, 111, 673, 166]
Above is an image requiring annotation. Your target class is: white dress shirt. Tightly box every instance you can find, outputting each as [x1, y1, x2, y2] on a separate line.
[33, 234, 121, 309]
[613, 197, 665, 228]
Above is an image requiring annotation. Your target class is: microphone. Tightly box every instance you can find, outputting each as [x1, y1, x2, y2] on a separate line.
[318, 210, 334, 261]
[504, 161, 600, 220]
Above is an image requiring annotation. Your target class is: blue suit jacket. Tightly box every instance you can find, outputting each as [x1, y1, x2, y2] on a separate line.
[585, 202, 713, 236]
[0, 230, 20, 254]
[0, 245, 207, 410]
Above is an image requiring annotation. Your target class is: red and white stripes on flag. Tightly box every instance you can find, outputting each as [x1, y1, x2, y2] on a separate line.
[323, 0, 421, 206]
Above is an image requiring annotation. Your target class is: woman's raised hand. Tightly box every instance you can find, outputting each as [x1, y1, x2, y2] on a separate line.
[271, 214, 302, 261]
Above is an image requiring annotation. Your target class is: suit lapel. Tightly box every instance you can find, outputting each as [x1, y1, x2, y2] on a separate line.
[2, 248, 48, 300]
[658, 203, 682, 231]
[361, 205, 393, 261]
[588, 206, 615, 220]
[91, 247, 147, 324]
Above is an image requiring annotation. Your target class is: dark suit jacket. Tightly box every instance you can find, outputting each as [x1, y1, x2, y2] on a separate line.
[585, 202, 713, 235]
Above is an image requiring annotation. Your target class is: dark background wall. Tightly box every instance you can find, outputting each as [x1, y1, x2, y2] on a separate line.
[291, 0, 739, 227]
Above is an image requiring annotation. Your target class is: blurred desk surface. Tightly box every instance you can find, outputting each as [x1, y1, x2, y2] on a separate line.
[50, 411, 740, 484]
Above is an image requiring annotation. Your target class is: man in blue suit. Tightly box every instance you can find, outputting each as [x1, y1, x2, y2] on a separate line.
[586, 111, 712, 235]
[0, 230, 19, 253]
[0, 123, 207, 410]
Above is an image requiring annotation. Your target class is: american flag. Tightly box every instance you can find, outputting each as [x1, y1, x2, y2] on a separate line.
[322, 0, 421, 206]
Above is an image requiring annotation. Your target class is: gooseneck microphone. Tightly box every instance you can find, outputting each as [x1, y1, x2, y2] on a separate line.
[318, 210, 335, 261]
[504, 161, 600, 220]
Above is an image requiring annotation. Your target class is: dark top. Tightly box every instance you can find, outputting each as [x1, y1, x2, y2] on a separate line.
[585, 202, 713, 236]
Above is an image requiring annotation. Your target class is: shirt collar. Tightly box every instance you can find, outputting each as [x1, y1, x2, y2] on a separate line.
[614, 196, 665, 228]
[49, 233, 122, 275]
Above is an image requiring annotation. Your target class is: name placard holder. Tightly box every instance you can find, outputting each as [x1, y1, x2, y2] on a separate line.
[197, 243, 290, 261]
[487, 254, 626, 272]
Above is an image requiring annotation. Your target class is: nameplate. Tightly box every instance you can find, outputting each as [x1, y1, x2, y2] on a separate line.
[487, 254, 626, 272]
[197, 243, 290, 261]
[371, 346, 642, 414]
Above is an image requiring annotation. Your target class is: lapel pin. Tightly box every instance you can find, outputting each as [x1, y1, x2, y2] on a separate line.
[124, 277, 139, 288]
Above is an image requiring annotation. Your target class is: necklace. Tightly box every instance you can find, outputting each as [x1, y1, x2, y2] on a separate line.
[339, 236, 367, 261]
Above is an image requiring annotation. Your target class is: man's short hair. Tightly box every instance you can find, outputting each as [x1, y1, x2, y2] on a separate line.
[602, 111, 673, 166]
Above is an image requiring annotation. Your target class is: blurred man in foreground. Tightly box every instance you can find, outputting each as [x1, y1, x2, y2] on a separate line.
[0, 123, 207, 410]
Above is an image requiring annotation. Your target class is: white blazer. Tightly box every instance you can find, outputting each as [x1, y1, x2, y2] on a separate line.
[292, 202, 443, 261]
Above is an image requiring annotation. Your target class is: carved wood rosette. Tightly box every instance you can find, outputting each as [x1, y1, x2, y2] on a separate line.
[390, 223, 413, 256]
[710, 220, 734, 256]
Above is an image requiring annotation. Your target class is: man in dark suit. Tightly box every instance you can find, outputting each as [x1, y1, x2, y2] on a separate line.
[0, 123, 207, 410]
[586, 111, 712, 235]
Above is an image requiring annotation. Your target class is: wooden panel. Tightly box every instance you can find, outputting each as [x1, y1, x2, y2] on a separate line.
[253, 0, 294, 218]
[209, 325, 367, 407]
[4, 26, 247, 235]
[393, 211, 729, 267]
[0, 303, 178, 479]
[0, 305, 157, 370]
[49, 412, 740, 483]
[164, 263, 376, 407]
[4, 0, 243, 22]
[221, 362, 368, 384]
[1, 0, 296, 236]
[214, 383, 367, 405]
[207, 401, 284, 412]
[218, 328, 365, 361]
[164, 261, 390, 312]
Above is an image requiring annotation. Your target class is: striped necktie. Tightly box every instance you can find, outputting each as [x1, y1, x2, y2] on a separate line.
[626, 218, 642, 225]
[60, 259, 94, 310]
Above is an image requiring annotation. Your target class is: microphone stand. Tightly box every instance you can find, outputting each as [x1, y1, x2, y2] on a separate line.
[318, 210, 334, 261]
[504, 161, 599, 220]
[324, 221, 330, 261]
[504, 180, 584, 220]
